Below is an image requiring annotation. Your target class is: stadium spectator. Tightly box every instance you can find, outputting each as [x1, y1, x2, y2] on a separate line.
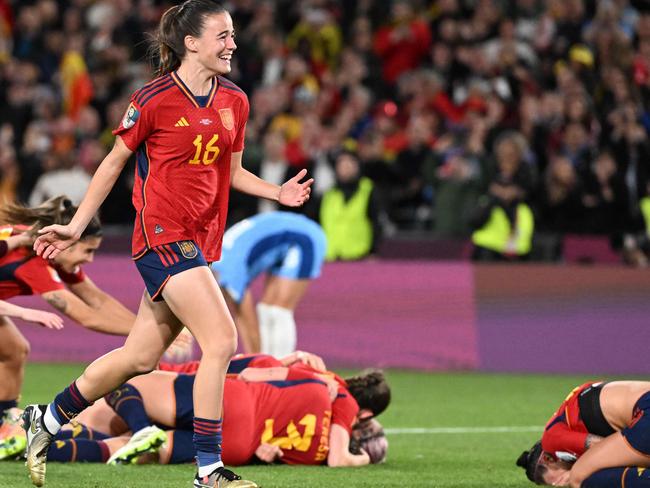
[373, 1, 431, 88]
[1, 0, 650, 261]
[517, 380, 650, 487]
[317, 149, 384, 261]
[210, 211, 327, 356]
[471, 131, 535, 261]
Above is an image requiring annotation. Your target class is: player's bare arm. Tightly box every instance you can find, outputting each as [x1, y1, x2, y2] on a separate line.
[584, 434, 603, 450]
[67, 278, 135, 335]
[42, 288, 130, 335]
[327, 424, 371, 467]
[229, 151, 313, 206]
[0, 300, 63, 329]
[34, 136, 133, 259]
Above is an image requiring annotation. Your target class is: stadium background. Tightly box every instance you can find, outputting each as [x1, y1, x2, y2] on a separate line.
[2, 0, 650, 486]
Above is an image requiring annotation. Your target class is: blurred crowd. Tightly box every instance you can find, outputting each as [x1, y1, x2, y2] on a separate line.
[1, 0, 650, 262]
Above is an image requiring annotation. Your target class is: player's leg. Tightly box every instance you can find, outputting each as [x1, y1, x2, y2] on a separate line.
[73, 398, 127, 437]
[104, 372, 177, 465]
[22, 292, 182, 486]
[0, 317, 29, 434]
[161, 266, 256, 487]
[568, 433, 650, 488]
[583, 467, 650, 487]
[233, 291, 260, 353]
[259, 275, 311, 356]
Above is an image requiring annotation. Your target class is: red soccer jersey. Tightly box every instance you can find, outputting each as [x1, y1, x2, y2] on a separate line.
[221, 370, 359, 466]
[113, 72, 249, 262]
[541, 382, 601, 458]
[0, 226, 86, 299]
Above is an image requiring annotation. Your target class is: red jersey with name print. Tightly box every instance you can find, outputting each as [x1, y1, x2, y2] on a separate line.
[113, 72, 249, 262]
[222, 375, 357, 466]
[0, 226, 86, 299]
[542, 382, 597, 458]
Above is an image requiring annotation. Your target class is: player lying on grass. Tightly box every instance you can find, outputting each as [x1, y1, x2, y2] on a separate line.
[2, 354, 390, 467]
[517, 381, 650, 487]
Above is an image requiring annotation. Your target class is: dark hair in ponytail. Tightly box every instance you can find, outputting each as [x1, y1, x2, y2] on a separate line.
[516, 441, 546, 484]
[345, 369, 391, 417]
[150, 0, 227, 77]
[0, 195, 102, 240]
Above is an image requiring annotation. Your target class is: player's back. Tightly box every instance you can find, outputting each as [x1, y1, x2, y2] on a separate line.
[222, 377, 332, 465]
[216, 211, 326, 278]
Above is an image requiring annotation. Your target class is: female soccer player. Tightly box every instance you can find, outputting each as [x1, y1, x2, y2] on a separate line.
[517, 381, 650, 487]
[5, 358, 389, 468]
[0, 196, 134, 438]
[25, 2, 312, 487]
[211, 211, 327, 355]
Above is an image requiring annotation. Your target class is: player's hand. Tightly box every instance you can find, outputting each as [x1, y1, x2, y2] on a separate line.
[281, 350, 327, 372]
[254, 443, 283, 463]
[315, 373, 339, 402]
[34, 224, 81, 259]
[8, 232, 35, 249]
[278, 169, 313, 207]
[551, 471, 571, 487]
[21, 309, 64, 330]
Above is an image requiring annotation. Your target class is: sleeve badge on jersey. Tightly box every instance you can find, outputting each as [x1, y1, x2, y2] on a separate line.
[121, 103, 140, 129]
[218, 108, 234, 131]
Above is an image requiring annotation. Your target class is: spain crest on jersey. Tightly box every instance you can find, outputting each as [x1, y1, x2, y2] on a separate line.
[177, 240, 198, 259]
[121, 102, 140, 129]
[219, 108, 234, 131]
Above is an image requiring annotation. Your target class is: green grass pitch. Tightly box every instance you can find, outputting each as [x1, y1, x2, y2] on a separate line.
[1, 364, 594, 487]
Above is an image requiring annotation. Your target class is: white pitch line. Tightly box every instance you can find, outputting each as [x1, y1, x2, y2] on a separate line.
[384, 426, 542, 435]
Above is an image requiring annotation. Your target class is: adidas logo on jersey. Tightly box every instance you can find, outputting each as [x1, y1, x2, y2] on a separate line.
[154, 224, 164, 234]
[174, 117, 190, 127]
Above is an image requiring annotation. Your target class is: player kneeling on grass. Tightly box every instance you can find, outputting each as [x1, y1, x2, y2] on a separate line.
[517, 380, 650, 487]
[1, 354, 390, 467]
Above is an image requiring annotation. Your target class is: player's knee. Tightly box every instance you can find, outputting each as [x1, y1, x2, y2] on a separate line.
[200, 331, 237, 363]
[119, 348, 161, 375]
[1, 336, 30, 365]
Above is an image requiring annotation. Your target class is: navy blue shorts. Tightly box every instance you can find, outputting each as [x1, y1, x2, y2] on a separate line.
[134, 241, 207, 302]
[173, 373, 195, 430]
[622, 391, 650, 455]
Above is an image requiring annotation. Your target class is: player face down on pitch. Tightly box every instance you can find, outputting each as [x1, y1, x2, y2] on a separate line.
[518, 381, 650, 487]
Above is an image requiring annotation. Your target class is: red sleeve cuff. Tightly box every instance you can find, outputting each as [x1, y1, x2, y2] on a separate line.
[54, 266, 86, 284]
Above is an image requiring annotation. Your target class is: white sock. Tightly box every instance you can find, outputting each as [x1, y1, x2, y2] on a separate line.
[43, 404, 63, 435]
[256, 303, 274, 355]
[198, 460, 224, 478]
[268, 305, 296, 358]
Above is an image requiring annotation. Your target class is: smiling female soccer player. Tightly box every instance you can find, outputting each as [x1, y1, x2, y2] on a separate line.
[23, 2, 312, 487]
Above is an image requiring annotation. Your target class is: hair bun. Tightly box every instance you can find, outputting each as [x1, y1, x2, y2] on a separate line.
[516, 450, 529, 468]
[62, 198, 73, 209]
